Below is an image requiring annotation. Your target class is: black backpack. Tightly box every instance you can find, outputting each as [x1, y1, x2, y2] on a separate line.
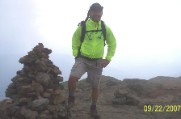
[79, 20, 106, 45]
[77, 20, 106, 58]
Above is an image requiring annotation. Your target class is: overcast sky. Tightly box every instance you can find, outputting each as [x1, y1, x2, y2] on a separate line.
[1, 0, 181, 81]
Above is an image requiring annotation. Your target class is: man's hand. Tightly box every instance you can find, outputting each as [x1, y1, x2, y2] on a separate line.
[100, 59, 110, 68]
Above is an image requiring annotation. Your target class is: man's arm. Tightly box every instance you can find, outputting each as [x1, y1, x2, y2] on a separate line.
[72, 26, 81, 57]
[105, 26, 117, 61]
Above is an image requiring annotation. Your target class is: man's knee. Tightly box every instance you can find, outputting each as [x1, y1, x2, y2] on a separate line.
[92, 85, 100, 91]
[91, 79, 100, 90]
[68, 75, 79, 82]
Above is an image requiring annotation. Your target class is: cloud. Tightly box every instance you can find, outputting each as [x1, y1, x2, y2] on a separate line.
[0, 0, 42, 54]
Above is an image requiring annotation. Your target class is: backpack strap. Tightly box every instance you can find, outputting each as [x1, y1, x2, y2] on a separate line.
[80, 21, 86, 43]
[77, 21, 86, 57]
[101, 20, 106, 46]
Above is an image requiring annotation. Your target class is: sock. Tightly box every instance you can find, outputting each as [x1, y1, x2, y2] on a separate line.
[69, 92, 75, 97]
[90, 104, 97, 111]
[91, 102, 97, 106]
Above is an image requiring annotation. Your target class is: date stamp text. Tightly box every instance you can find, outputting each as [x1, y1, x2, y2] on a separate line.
[144, 105, 181, 112]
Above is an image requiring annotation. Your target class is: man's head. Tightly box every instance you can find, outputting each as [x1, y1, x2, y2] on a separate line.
[86, 3, 103, 22]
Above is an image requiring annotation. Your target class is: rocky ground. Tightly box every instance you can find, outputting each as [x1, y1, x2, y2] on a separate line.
[62, 76, 181, 119]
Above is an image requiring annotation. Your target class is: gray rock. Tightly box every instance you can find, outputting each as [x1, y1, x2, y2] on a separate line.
[20, 107, 38, 119]
[30, 98, 49, 111]
[35, 72, 51, 87]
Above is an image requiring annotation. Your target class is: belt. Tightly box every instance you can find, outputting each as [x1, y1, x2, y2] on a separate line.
[79, 55, 102, 61]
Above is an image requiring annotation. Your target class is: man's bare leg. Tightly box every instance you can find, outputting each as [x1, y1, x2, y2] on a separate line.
[68, 75, 79, 106]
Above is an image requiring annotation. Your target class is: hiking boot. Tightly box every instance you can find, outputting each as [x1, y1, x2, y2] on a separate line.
[68, 96, 75, 108]
[90, 105, 100, 119]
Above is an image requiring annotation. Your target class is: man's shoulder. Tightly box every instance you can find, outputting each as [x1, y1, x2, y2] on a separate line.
[77, 21, 85, 27]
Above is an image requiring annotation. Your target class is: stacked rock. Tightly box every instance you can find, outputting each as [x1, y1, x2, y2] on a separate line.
[0, 43, 68, 119]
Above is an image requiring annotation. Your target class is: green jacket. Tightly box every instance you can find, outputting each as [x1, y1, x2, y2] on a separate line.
[72, 19, 116, 61]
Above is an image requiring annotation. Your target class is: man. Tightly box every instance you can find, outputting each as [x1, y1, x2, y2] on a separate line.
[68, 2, 116, 118]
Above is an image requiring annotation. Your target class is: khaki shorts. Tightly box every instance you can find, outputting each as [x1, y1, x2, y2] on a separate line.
[70, 57, 103, 88]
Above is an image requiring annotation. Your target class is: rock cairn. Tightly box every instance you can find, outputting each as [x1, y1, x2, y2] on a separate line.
[0, 43, 68, 119]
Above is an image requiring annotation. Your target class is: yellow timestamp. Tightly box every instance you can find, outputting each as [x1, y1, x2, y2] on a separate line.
[144, 105, 181, 112]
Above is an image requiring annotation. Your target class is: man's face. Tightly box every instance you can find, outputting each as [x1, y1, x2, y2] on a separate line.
[89, 10, 103, 22]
